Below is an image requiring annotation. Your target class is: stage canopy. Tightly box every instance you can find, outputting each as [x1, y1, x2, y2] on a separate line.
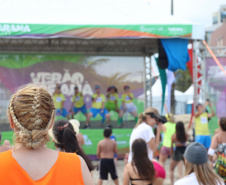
[0, 0, 205, 110]
[0, 0, 204, 41]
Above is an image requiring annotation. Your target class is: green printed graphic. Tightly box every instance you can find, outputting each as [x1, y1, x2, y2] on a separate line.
[0, 54, 82, 69]
[1, 129, 132, 155]
[0, 23, 192, 37]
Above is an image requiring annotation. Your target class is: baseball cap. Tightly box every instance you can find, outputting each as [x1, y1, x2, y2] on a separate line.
[95, 85, 101, 89]
[124, 85, 130, 89]
[74, 86, 78, 90]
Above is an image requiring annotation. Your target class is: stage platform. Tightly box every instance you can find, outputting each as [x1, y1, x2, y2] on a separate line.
[0, 120, 136, 132]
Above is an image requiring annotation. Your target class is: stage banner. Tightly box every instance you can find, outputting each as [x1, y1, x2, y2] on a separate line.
[0, 54, 144, 123]
[80, 129, 132, 158]
[1, 129, 133, 159]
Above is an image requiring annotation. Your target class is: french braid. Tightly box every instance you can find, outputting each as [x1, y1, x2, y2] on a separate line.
[8, 84, 55, 149]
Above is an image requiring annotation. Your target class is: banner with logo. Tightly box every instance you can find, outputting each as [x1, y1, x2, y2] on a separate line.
[1, 129, 133, 159]
[80, 129, 132, 159]
[0, 54, 144, 123]
[0, 23, 193, 38]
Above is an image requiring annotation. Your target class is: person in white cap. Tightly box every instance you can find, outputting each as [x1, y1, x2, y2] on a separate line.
[174, 142, 223, 185]
[49, 119, 94, 172]
[69, 119, 85, 148]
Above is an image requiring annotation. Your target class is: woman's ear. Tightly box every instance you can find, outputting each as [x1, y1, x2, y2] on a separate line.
[9, 115, 15, 129]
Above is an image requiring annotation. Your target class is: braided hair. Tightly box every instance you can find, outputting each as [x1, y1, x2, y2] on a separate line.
[8, 84, 55, 149]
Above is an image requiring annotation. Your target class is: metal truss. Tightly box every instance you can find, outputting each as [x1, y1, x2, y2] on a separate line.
[144, 56, 152, 108]
[193, 40, 206, 108]
[0, 38, 158, 56]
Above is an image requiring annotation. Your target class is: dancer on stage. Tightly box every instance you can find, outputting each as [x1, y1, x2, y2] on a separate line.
[84, 85, 111, 129]
[53, 84, 69, 120]
[105, 86, 119, 113]
[70, 86, 87, 120]
[118, 85, 138, 126]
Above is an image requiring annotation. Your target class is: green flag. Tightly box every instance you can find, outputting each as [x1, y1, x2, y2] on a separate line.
[155, 57, 167, 114]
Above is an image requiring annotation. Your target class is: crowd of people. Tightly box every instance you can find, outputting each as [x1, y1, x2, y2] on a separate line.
[53, 84, 138, 129]
[0, 84, 225, 185]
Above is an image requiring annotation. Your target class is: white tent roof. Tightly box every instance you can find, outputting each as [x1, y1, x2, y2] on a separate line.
[0, 0, 205, 40]
[138, 78, 185, 101]
[184, 85, 194, 95]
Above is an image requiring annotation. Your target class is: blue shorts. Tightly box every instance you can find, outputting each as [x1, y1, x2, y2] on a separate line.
[73, 104, 87, 115]
[55, 108, 69, 117]
[195, 135, 211, 148]
[89, 108, 109, 118]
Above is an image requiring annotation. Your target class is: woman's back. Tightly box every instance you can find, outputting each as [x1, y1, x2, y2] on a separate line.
[125, 163, 153, 185]
[0, 150, 84, 185]
[2, 84, 94, 185]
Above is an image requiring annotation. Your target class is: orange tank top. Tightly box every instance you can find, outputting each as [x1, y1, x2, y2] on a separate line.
[0, 150, 85, 185]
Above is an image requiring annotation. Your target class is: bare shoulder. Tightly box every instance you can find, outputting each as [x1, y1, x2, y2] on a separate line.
[111, 139, 117, 144]
[215, 128, 220, 135]
[98, 140, 104, 146]
[125, 162, 132, 170]
[171, 133, 176, 140]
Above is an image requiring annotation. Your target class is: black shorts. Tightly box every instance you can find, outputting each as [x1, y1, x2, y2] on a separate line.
[172, 146, 186, 161]
[99, 158, 118, 180]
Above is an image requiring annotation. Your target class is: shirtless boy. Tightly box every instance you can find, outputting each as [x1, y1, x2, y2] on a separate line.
[97, 128, 118, 185]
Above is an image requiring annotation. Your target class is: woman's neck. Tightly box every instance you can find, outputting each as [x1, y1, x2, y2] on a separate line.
[13, 143, 47, 152]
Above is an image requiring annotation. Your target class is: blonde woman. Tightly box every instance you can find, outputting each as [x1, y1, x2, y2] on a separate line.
[175, 142, 223, 185]
[128, 107, 162, 163]
[0, 84, 94, 185]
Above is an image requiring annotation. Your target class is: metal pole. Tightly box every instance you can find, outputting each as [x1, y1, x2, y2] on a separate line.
[193, 40, 198, 109]
[171, 0, 174, 15]
[149, 56, 152, 107]
[143, 55, 147, 109]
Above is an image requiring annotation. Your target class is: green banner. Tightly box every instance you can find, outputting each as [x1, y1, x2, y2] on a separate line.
[0, 23, 192, 38]
[80, 129, 132, 155]
[1, 129, 132, 155]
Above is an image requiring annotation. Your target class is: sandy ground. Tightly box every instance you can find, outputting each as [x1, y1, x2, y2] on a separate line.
[92, 159, 184, 185]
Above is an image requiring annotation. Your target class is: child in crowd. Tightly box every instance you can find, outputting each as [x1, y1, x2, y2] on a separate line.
[97, 127, 119, 185]
[118, 85, 138, 127]
[85, 85, 111, 128]
[70, 86, 87, 120]
[52, 84, 70, 120]
[170, 121, 189, 185]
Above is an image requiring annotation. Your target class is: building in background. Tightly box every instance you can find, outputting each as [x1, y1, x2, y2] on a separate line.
[206, 5, 226, 46]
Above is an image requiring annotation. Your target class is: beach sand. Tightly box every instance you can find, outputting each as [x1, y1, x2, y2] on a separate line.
[92, 159, 184, 185]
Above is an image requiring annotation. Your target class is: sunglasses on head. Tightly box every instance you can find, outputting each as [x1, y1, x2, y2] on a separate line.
[145, 112, 157, 118]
